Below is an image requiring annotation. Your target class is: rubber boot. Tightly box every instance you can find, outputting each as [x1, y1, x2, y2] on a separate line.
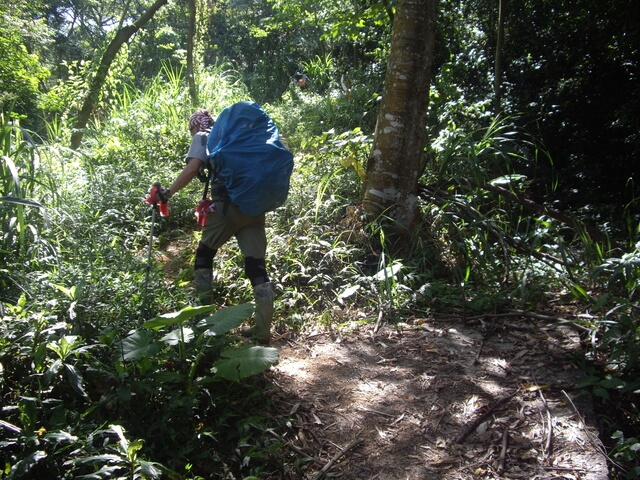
[242, 282, 274, 345]
[193, 268, 214, 306]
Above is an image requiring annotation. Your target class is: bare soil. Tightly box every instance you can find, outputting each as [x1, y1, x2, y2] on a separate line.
[267, 314, 611, 479]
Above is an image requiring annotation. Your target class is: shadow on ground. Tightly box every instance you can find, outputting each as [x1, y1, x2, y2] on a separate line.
[267, 316, 610, 479]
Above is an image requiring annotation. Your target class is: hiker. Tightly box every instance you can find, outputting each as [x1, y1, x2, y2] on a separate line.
[147, 108, 275, 345]
[294, 71, 309, 89]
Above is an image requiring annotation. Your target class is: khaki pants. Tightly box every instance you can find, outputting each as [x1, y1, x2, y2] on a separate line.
[200, 201, 266, 259]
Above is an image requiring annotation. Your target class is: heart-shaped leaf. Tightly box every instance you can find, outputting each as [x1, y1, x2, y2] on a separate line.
[197, 303, 254, 336]
[144, 304, 218, 329]
[212, 345, 279, 381]
[160, 327, 194, 345]
[119, 330, 161, 361]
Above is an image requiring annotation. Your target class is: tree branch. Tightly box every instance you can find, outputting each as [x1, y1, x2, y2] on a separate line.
[70, 0, 168, 149]
[454, 391, 517, 444]
[312, 438, 362, 480]
[474, 180, 617, 250]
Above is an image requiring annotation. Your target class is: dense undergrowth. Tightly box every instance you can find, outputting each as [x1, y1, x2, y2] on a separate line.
[1, 65, 639, 478]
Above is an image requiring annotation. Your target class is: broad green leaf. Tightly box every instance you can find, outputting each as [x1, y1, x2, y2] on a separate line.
[64, 364, 89, 400]
[127, 438, 144, 460]
[194, 375, 219, 386]
[197, 303, 255, 336]
[488, 174, 527, 186]
[44, 359, 63, 385]
[110, 424, 129, 454]
[138, 460, 164, 477]
[75, 465, 124, 480]
[7, 450, 47, 479]
[575, 375, 600, 388]
[18, 397, 37, 431]
[119, 330, 160, 361]
[0, 419, 21, 434]
[622, 377, 640, 394]
[339, 284, 360, 299]
[599, 377, 625, 389]
[160, 327, 194, 345]
[373, 261, 403, 281]
[74, 455, 121, 462]
[594, 387, 610, 399]
[213, 345, 279, 381]
[51, 285, 77, 301]
[144, 304, 218, 329]
[44, 431, 78, 444]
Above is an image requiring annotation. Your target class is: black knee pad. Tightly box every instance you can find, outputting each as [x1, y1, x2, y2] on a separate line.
[194, 242, 217, 270]
[245, 256, 269, 286]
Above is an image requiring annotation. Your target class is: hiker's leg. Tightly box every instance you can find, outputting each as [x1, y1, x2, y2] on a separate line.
[196, 204, 235, 306]
[240, 257, 273, 344]
[237, 218, 273, 344]
[197, 202, 259, 305]
[250, 279, 274, 345]
[194, 242, 216, 305]
[244, 256, 269, 286]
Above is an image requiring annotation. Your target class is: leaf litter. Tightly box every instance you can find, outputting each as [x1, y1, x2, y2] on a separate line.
[266, 315, 610, 479]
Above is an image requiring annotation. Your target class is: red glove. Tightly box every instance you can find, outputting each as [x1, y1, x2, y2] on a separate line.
[146, 183, 170, 217]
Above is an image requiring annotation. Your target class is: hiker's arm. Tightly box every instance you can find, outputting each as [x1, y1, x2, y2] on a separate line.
[167, 157, 204, 197]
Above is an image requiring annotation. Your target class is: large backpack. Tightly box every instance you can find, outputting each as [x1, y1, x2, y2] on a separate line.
[206, 101, 294, 216]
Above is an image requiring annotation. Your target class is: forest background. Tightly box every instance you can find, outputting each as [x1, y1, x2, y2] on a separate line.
[1, 0, 639, 478]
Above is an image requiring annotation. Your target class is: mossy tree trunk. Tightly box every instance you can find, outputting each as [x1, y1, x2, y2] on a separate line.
[362, 0, 437, 236]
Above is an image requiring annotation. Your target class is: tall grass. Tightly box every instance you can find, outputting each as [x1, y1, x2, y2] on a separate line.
[0, 113, 56, 300]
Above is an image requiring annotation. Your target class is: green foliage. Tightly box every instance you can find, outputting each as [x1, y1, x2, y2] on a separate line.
[1, 66, 293, 478]
[610, 431, 640, 480]
[38, 60, 92, 122]
[493, 0, 639, 215]
[136, 302, 278, 384]
[587, 244, 640, 383]
[0, 3, 51, 118]
[73, 424, 175, 480]
[0, 302, 280, 478]
[201, 0, 392, 104]
[1, 1, 639, 476]
[564, 242, 640, 477]
[298, 54, 336, 93]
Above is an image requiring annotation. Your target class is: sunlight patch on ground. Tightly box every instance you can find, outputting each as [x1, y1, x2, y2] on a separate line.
[274, 359, 313, 381]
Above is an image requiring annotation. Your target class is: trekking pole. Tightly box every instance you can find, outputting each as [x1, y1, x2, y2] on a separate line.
[143, 183, 169, 310]
[144, 201, 157, 296]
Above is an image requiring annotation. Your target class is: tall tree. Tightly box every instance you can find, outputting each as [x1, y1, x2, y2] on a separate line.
[494, 0, 504, 113]
[362, 0, 437, 235]
[186, 0, 197, 105]
[70, 0, 168, 149]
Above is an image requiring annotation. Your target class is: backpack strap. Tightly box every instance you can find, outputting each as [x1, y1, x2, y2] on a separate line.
[206, 161, 232, 217]
[201, 170, 210, 200]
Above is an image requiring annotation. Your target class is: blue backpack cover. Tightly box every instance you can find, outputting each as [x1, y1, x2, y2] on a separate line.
[207, 101, 294, 216]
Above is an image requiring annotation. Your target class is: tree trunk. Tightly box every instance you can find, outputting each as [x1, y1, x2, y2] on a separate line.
[494, 0, 505, 114]
[187, 0, 198, 105]
[70, 0, 168, 150]
[362, 0, 437, 236]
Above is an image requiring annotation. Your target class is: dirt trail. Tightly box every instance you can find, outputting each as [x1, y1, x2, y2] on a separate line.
[268, 316, 610, 479]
